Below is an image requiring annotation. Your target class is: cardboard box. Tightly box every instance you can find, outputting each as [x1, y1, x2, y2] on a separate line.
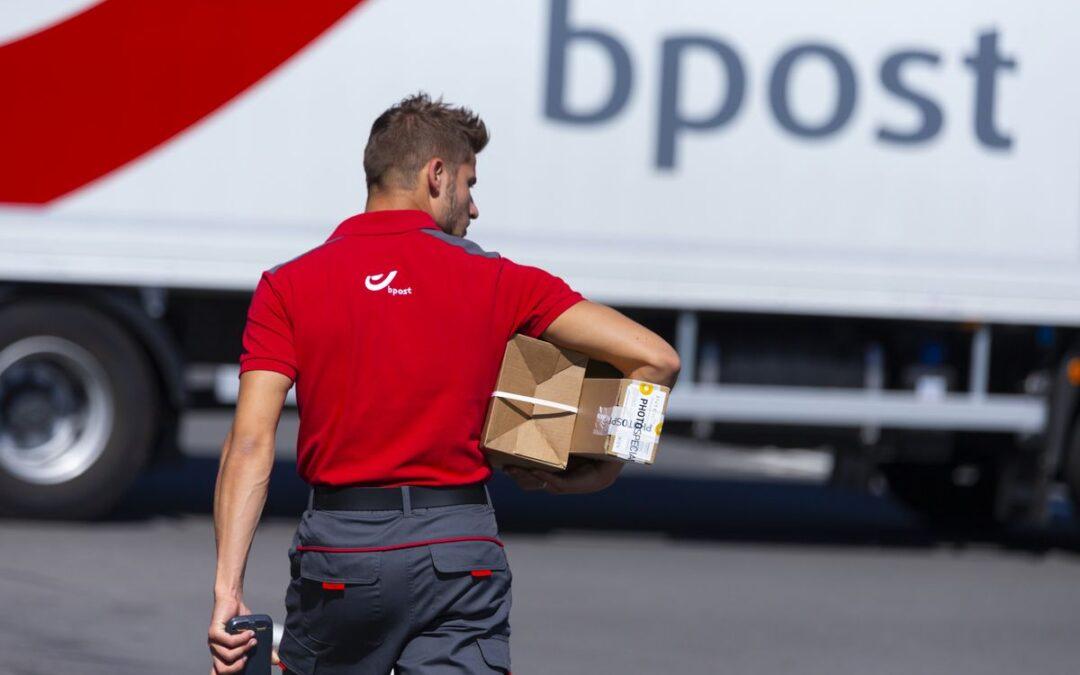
[480, 335, 587, 470]
[482, 335, 670, 468]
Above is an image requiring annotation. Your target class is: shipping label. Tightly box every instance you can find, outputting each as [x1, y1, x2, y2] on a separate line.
[607, 381, 666, 463]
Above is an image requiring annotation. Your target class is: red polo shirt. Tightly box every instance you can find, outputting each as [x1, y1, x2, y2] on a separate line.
[239, 210, 584, 487]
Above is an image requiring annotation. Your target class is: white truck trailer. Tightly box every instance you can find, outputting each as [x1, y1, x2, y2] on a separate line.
[2, 0, 1079, 522]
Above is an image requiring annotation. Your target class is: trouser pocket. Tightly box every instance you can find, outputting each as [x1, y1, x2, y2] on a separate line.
[286, 549, 386, 650]
[428, 540, 512, 651]
[429, 539, 512, 607]
[475, 635, 512, 673]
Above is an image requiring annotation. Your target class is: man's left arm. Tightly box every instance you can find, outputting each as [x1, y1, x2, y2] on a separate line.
[504, 301, 680, 495]
[208, 370, 292, 675]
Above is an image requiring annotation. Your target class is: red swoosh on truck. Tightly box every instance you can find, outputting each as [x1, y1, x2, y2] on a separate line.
[0, 0, 366, 205]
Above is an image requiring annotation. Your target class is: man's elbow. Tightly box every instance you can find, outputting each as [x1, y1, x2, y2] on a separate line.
[648, 346, 682, 387]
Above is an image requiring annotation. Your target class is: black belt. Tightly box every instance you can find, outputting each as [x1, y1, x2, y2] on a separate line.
[312, 484, 488, 511]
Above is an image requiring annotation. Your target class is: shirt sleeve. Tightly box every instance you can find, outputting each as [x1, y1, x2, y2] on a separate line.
[239, 271, 298, 380]
[498, 259, 585, 339]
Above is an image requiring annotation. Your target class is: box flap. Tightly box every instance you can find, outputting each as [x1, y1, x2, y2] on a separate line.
[481, 335, 587, 470]
[485, 420, 568, 468]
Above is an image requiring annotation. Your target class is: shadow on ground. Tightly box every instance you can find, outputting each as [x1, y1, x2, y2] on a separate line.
[113, 456, 1080, 554]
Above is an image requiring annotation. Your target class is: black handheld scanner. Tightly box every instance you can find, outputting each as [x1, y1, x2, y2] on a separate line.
[225, 613, 274, 674]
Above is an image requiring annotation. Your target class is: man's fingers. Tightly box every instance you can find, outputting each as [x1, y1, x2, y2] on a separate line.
[212, 654, 248, 674]
[531, 470, 567, 493]
[522, 468, 555, 491]
[210, 638, 256, 664]
[510, 459, 621, 496]
[507, 465, 600, 494]
[504, 470, 534, 488]
[209, 627, 254, 649]
[209, 631, 253, 650]
[517, 477, 546, 490]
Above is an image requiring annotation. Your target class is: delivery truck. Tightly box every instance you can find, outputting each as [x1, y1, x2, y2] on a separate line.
[2, 0, 1080, 523]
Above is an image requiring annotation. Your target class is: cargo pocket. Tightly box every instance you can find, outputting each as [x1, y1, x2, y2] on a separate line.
[428, 540, 507, 577]
[296, 550, 385, 649]
[429, 540, 512, 639]
[475, 636, 511, 673]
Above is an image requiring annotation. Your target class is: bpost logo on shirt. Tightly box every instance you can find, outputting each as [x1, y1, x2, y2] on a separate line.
[364, 270, 412, 296]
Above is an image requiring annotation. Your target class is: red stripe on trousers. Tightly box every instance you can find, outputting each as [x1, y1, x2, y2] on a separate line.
[296, 535, 506, 554]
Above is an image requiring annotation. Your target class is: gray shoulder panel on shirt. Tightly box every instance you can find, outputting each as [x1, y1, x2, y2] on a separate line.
[421, 228, 500, 258]
[268, 236, 346, 274]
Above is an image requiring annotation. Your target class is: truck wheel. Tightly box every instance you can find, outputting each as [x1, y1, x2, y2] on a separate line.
[881, 460, 999, 527]
[0, 301, 159, 519]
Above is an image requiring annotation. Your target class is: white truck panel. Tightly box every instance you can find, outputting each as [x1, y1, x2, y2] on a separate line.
[3, 0, 1079, 324]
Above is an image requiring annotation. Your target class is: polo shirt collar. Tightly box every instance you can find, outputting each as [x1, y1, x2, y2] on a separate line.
[329, 210, 439, 238]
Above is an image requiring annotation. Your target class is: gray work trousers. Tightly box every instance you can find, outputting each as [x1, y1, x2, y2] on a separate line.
[277, 486, 512, 674]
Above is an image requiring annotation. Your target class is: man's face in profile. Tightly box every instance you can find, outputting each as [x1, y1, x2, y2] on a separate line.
[441, 158, 478, 237]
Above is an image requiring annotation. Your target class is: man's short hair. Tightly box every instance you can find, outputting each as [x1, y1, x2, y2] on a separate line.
[363, 93, 489, 189]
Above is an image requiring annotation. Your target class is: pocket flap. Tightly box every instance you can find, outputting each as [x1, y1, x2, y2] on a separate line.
[299, 550, 379, 585]
[476, 636, 511, 670]
[429, 541, 507, 574]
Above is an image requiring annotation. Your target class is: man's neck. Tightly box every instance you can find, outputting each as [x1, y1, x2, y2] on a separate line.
[364, 189, 432, 217]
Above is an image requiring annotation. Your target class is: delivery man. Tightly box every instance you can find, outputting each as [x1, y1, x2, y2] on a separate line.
[207, 93, 680, 674]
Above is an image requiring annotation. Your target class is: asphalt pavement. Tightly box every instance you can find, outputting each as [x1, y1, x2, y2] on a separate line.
[1, 412, 1079, 674]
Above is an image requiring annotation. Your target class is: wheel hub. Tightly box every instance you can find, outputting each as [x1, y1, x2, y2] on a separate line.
[0, 337, 114, 485]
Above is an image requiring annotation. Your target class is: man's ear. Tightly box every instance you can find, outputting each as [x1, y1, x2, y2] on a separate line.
[426, 158, 445, 197]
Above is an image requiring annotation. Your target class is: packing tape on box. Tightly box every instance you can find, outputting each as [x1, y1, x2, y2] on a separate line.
[593, 407, 615, 435]
[490, 391, 578, 414]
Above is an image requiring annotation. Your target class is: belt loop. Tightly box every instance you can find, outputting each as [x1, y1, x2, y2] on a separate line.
[401, 486, 412, 516]
[307, 488, 314, 511]
[484, 484, 493, 508]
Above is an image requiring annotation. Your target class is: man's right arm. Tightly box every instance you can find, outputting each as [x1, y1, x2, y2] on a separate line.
[505, 301, 680, 494]
[541, 300, 681, 388]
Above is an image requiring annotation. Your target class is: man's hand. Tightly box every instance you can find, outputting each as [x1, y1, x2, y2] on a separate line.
[207, 595, 255, 674]
[505, 457, 623, 495]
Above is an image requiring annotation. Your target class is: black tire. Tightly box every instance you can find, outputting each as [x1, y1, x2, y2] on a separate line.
[0, 301, 159, 519]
